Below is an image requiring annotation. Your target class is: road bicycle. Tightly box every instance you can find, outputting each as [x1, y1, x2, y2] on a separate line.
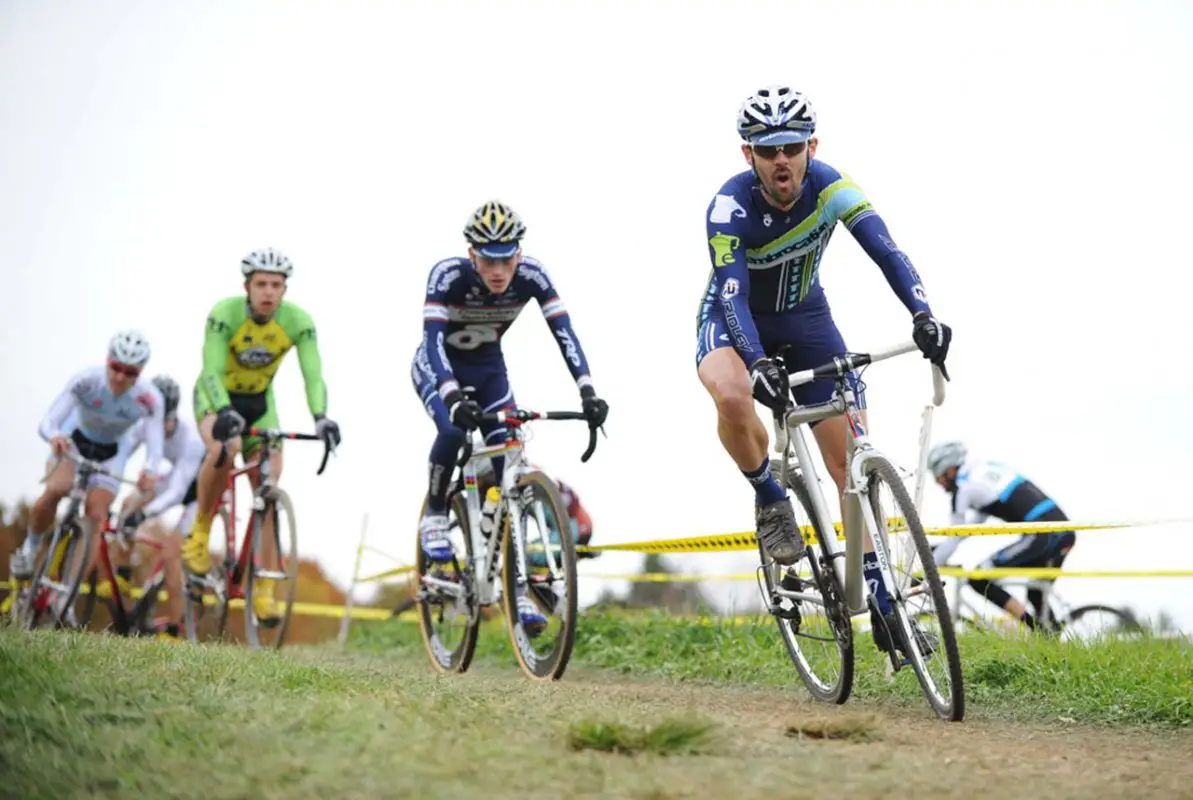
[757, 340, 965, 721]
[415, 401, 600, 681]
[76, 510, 174, 637]
[183, 426, 332, 650]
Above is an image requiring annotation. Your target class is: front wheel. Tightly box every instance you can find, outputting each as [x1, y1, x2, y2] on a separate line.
[21, 516, 93, 632]
[503, 471, 578, 681]
[864, 455, 965, 722]
[244, 489, 299, 650]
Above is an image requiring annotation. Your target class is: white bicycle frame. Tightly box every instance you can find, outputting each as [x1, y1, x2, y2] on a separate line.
[772, 340, 947, 616]
[422, 422, 561, 610]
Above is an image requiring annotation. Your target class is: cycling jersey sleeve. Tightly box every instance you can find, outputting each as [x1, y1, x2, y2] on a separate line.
[283, 305, 328, 418]
[527, 263, 594, 392]
[199, 301, 235, 412]
[37, 371, 86, 442]
[847, 214, 931, 317]
[706, 195, 765, 366]
[140, 384, 166, 475]
[144, 447, 201, 517]
[422, 263, 460, 398]
[933, 536, 961, 565]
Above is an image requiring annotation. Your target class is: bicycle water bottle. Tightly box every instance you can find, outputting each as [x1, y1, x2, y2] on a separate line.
[479, 487, 501, 539]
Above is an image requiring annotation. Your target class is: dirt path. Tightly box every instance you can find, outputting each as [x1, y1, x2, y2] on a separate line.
[307, 650, 1193, 799]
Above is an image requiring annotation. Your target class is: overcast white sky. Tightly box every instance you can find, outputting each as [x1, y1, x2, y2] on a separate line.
[3, 1, 1191, 630]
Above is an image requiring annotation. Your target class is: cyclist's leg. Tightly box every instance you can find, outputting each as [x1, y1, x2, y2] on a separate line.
[149, 499, 191, 636]
[696, 312, 802, 564]
[969, 534, 1054, 627]
[412, 351, 469, 562]
[474, 362, 516, 485]
[186, 381, 245, 575]
[15, 458, 74, 576]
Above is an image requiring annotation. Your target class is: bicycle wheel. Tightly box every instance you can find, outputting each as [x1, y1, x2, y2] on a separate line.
[77, 568, 100, 630]
[183, 507, 232, 643]
[19, 524, 73, 630]
[502, 471, 577, 681]
[131, 573, 166, 635]
[863, 455, 965, 721]
[1064, 604, 1144, 641]
[244, 489, 299, 650]
[764, 461, 854, 704]
[416, 492, 480, 673]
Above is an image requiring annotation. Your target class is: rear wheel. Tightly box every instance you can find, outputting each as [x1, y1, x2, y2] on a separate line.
[244, 489, 299, 650]
[416, 492, 479, 673]
[864, 455, 965, 721]
[765, 461, 854, 704]
[503, 471, 577, 681]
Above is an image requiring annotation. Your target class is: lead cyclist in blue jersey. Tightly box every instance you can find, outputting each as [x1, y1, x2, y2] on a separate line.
[696, 85, 953, 656]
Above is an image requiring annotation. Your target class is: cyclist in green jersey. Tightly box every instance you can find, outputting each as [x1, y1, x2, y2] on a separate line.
[184, 248, 341, 623]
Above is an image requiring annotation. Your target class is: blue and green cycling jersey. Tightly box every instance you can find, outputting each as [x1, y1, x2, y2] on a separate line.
[699, 159, 933, 367]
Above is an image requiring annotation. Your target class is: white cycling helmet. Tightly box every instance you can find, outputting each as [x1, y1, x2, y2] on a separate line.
[241, 247, 294, 278]
[927, 441, 968, 478]
[737, 85, 817, 145]
[108, 329, 151, 368]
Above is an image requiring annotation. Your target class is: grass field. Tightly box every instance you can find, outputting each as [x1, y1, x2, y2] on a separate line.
[2, 612, 1191, 799]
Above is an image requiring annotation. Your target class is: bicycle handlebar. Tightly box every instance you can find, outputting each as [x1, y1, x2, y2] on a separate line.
[213, 426, 335, 474]
[43, 449, 140, 487]
[778, 340, 947, 406]
[458, 408, 603, 465]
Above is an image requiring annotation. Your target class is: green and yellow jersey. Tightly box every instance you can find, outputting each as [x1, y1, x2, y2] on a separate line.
[194, 297, 327, 425]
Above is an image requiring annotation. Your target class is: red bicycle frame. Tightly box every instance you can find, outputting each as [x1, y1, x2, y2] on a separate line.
[93, 517, 168, 634]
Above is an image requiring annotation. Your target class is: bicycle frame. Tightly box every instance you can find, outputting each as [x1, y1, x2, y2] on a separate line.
[198, 426, 330, 593]
[427, 409, 594, 610]
[772, 341, 947, 616]
[94, 518, 167, 630]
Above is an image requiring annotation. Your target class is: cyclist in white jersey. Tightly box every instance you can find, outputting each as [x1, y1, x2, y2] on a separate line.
[928, 441, 1077, 631]
[11, 332, 166, 589]
[112, 376, 205, 640]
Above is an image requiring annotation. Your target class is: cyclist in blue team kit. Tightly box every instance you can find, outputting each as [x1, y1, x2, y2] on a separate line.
[411, 201, 609, 636]
[695, 85, 952, 657]
[928, 441, 1077, 631]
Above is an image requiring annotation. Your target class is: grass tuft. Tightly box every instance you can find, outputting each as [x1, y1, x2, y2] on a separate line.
[568, 717, 716, 756]
[785, 714, 880, 742]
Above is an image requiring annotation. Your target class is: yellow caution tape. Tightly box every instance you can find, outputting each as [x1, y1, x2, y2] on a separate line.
[577, 517, 1190, 554]
[355, 565, 416, 584]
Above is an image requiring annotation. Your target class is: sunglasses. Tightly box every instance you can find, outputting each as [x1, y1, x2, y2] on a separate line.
[108, 359, 142, 378]
[751, 141, 807, 160]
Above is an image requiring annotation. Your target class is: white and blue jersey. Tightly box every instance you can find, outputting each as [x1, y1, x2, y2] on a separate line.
[412, 255, 594, 411]
[37, 365, 166, 491]
[117, 415, 206, 517]
[696, 160, 933, 405]
[933, 458, 1074, 566]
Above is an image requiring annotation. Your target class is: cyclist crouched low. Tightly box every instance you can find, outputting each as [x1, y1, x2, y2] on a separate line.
[928, 441, 1076, 632]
